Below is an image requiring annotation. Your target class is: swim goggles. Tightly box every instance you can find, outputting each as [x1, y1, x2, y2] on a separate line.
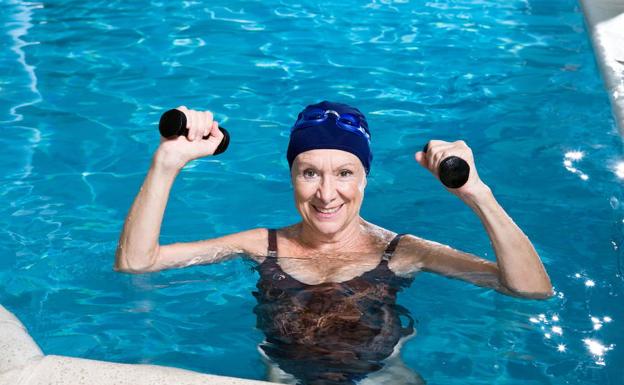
[292, 108, 371, 142]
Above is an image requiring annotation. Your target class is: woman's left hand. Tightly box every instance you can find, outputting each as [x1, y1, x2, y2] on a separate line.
[415, 140, 490, 201]
[415, 140, 553, 298]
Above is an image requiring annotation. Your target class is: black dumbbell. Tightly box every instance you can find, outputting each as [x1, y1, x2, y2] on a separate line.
[159, 109, 230, 155]
[422, 143, 470, 189]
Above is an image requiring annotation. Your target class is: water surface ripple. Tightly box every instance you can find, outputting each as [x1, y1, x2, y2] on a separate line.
[1, 0, 622, 384]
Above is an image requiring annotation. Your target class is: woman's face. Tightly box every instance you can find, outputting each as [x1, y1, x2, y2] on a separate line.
[291, 149, 367, 237]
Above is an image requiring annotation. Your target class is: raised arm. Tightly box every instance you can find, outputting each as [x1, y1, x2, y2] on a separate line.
[115, 107, 264, 273]
[404, 140, 553, 299]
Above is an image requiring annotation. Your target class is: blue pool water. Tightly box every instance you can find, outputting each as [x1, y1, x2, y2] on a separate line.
[1, 0, 623, 383]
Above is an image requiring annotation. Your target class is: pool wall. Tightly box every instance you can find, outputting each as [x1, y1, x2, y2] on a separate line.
[0, 305, 276, 385]
[580, 0, 624, 131]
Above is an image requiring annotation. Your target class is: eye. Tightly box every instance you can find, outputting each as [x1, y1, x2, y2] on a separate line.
[303, 168, 318, 178]
[339, 169, 353, 177]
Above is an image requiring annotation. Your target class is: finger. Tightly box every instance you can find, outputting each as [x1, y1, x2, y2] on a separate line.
[193, 110, 204, 141]
[431, 150, 447, 170]
[202, 113, 209, 138]
[429, 143, 455, 165]
[210, 121, 224, 142]
[203, 111, 214, 138]
[195, 111, 206, 141]
[175, 106, 192, 140]
[428, 150, 439, 171]
[199, 122, 224, 155]
[186, 110, 196, 141]
[423, 140, 444, 169]
[415, 151, 427, 167]
[431, 148, 456, 170]
[423, 139, 448, 154]
[193, 110, 203, 142]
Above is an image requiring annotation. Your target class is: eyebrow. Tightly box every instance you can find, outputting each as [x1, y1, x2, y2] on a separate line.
[297, 162, 357, 169]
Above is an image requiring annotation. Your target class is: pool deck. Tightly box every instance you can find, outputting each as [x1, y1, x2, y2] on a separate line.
[580, 0, 624, 132]
[0, 305, 277, 385]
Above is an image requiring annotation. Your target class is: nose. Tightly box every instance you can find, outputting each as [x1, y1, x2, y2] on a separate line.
[316, 175, 337, 205]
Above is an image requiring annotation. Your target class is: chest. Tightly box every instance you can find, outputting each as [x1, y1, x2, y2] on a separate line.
[275, 254, 384, 285]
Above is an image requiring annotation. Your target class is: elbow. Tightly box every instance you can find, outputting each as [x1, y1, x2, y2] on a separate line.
[113, 262, 139, 274]
[499, 275, 554, 300]
[512, 287, 554, 300]
[501, 281, 554, 300]
[114, 259, 157, 274]
[114, 246, 159, 274]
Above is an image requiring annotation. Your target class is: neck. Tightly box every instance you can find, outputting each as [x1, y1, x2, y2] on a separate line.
[297, 217, 367, 253]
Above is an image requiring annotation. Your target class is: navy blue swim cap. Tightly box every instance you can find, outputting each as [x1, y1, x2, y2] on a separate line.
[287, 101, 372, 174]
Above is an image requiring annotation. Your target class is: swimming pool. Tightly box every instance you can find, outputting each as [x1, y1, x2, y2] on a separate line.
[1, 0, 622, 383]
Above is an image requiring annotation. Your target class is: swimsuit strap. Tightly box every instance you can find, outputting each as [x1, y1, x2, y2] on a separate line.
[382, 233, 406, 261]
[267, 228, 278, 258]
[267, 229, 404, 261]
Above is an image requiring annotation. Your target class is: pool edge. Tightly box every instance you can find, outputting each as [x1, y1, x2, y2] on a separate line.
[580, 0, 624, 132]
[0, 305, 277, 385]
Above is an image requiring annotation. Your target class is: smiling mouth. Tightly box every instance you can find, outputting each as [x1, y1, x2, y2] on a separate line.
[312, 204, 344, 215]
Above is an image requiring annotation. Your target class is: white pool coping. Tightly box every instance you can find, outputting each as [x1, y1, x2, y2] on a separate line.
[580, 0, 624, 132]
[0, 305, 277, 385]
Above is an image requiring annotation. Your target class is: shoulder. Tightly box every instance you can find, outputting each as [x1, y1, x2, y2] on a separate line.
[390, 233, 452, 275]
[225, 227, 269, 262]
[396, 234, 444, 249]
[360, 221, 398, 245]
[235, 226, 299, 262]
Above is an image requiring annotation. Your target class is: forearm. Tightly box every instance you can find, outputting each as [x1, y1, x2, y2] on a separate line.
[464, 185, 553, 297]
[115, 155, 180, 272]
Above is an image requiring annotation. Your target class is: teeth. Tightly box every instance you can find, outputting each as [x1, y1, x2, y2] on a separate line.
[316, 205, 341, 214]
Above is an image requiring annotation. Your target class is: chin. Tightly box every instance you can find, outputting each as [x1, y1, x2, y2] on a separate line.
[311, 221, 344, 235]
[305, 212, 352, 236]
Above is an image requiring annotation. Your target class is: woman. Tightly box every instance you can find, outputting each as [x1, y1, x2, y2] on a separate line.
[115, 101, 553, 384]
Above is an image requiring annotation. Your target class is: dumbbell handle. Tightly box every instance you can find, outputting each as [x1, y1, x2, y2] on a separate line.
[159, 109, 230, 155]
[422, 143, 470, 189]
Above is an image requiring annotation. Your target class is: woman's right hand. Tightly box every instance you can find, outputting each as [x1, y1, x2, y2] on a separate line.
[155, 106, 225, 170]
